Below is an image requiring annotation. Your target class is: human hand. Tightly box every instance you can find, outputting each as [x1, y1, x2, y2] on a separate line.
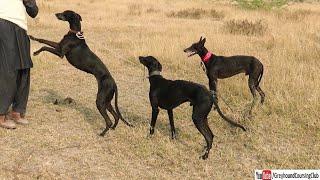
[23, 0, 36, 6]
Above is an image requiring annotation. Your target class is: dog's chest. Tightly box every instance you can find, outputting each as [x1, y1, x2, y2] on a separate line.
[65, 52, 93, 74]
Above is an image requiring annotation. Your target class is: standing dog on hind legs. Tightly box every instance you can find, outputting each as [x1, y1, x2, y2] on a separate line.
[184, 37, 265, 116]
[139, 56, 246, 160]
[29, 10, 133, 136]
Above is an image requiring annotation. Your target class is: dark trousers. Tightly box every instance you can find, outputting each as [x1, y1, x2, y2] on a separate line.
[0, 69, 30, 115]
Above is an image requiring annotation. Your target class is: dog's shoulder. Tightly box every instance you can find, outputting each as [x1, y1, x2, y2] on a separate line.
[60, 34, 87, 49]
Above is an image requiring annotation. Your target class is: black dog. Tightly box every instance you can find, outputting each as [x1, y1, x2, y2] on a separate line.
[29, 10, 132, 136]
[139, 56, 246, 160]
[184, 37, 265, 115]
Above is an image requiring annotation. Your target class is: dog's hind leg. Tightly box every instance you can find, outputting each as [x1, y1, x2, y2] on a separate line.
[193, 118, 214, 160]
[256, 64, 265, 104]
[209, 77, 218, 100]
[107, 104, 120, 130]
[247, 76, 258, 116]
[256, 86, 265, 104]
[192, 106, 214, 160]
[96, 88, 113, 136]
[167, 109, 176, 139]
[209, 77, 218, 110]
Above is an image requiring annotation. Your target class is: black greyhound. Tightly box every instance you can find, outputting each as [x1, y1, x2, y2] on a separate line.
[184, 37, 265, 115]
[29, 10, 133, 136]
[139, 56, 246, 160]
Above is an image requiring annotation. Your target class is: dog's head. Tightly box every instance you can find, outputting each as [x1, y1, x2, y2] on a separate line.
[184, 37, 206, 57]
[55, 10, 82, 23]
[139, 56, 162, 73]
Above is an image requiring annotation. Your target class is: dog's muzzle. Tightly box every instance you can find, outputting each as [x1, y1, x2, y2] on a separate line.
[56, 13, 66, 21]
[184, 49, 197, 57]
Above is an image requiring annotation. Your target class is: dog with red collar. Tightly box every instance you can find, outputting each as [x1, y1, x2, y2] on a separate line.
[184, 37, 265, 116]
[29, 10, 133, 136]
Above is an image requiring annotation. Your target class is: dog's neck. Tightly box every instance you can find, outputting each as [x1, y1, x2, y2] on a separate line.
[69, 29, 85, 39]
[198, 47, 209, 60]
[198, 47, 214, 64]
[68, 21, 81, 32]
[201, 52, 213, 63]
[69, 29, 81, 33]
[148, 70, 161, 78]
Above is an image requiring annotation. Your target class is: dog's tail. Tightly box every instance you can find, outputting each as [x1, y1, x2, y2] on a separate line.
[257, 64, 264, 86]
[114, 86, 134, 127]
[213, 99, 246, 131]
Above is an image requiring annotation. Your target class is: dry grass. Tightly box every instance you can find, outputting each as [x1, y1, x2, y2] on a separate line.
[276, 9, 313, 21]
[168, 8, 225, 20]
[224, 19, 267, 36]
[0, 0, 319, 179]
[127, 4, 142, 16]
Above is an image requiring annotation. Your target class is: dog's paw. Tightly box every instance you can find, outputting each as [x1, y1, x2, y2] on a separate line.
[126, 123, 134, 128]
[171, 132, 177, 140]
[200, 153, 208, 160]
[110, 124, 117, 130]
[149, 127, 155, 135]
[33, 51, 40, 56]
[29, 35, 37, 41]
[99, 128, 110, 137]
[147, 133, 154, 139]
[199, 148, 210, 160]
[99, 132, 106, 137]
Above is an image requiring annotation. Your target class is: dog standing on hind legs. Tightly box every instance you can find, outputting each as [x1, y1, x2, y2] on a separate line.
[139, 56, 246, 160]
[184, 37, 265, 116]
[29, 10, 133, 136]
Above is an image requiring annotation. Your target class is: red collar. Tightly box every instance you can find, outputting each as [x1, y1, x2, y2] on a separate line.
[201, 52, 213, 63]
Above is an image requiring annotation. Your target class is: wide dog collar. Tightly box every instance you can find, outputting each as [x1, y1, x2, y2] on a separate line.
[148, 70, 161, 78]
[69, 30, 85, 40]
[201, 52, 213, 63]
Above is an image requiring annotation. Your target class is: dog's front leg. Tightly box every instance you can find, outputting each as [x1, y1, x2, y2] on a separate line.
[150, 107, 159, 135]
[29, 36, 59, 48]
[167, 109, 176, 139]
[33, 46, 64, 58]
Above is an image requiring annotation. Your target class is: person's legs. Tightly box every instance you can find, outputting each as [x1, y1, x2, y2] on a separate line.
[10, 69, 30, 125]
[0, 70, 17, 129]
[0, 19, 32, 128]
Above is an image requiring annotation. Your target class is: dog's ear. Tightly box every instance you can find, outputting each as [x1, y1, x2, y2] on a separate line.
[200, 38, 206, 47]
[77, 14, 82, 21]
[199, 36, 203, 42]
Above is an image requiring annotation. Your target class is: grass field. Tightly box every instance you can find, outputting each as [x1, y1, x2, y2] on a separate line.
[0, 0, 319, 179]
